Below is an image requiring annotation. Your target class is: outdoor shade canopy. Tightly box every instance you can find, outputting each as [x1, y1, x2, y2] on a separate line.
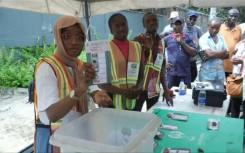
[0, 0, 187, 17]
[1, 0, 245, 18]
[1, 0, 244, 40]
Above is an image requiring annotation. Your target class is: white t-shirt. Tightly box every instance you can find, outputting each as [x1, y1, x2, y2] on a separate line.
[36, 62, 100, 125]
[232, 40, 245, 76]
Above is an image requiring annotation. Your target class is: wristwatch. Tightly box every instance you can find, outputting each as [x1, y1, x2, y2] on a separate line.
[70, 90, 80, 100]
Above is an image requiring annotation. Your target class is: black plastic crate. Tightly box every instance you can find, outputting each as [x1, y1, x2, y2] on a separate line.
[192, 85, 227, 108]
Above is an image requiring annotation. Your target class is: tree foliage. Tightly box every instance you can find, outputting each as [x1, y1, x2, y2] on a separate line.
[187, 6, 245, 23]
[0, 38, 55, 88]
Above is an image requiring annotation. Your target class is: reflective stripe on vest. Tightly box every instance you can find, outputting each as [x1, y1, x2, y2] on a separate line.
[109, 41, 141, 110]
[143, 39, 165, 93]
[34, 56, 82, 129]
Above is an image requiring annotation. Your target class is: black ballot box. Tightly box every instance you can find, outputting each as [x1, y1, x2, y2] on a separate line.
[192, 83, 227, 108]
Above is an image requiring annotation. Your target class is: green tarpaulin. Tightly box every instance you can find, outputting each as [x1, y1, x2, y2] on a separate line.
[153, 109, 244, 153]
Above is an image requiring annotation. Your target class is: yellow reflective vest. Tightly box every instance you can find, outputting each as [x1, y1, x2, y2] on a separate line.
[34, 56, 83, 152]
[109, 40, 142, 110]
[143, 38, 165, 97]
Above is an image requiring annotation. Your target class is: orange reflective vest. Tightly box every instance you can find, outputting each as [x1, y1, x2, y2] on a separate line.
[109, 41, 142, 110]
[34, 55, 83, 153]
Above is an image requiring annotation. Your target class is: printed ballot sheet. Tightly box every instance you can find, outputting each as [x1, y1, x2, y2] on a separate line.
[86, 40, 111, 84]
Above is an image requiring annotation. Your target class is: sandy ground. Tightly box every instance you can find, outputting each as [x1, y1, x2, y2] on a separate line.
[0, 61, 200, 153]
[0, 89, 34, 153]
[0, 88, 147, 153]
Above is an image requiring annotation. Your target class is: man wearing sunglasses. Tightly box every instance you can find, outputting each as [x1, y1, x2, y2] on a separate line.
[184, 10, 203, 83]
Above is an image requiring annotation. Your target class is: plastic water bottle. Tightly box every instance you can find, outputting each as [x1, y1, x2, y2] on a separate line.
[179, 79, 186, 96]
[198, 88, 206, 107]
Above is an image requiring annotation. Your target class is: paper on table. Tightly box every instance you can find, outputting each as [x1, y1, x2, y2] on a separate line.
[194, 82, 214, 90]
[86, 40, 111, 84]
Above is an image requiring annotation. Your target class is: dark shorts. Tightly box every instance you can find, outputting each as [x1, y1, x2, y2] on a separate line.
[133, 91, 159, 111]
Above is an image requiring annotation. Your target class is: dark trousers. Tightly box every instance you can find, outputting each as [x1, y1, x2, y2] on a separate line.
[231, 97, 245, 118]
[225, 72, 232, 115]
[133, 91, 159, 111]
[190, 60, 197, 82]
[167, 74, 191, 89]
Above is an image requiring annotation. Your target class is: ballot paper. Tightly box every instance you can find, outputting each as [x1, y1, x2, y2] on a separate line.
[86, 40, 111, 84]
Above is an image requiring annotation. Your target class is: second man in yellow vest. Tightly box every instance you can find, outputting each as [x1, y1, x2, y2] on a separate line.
[133, 12, 173, 111]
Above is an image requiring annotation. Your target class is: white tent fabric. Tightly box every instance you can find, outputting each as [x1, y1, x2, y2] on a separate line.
[190, 0, 245, 7]
[0, 0, 245, 17]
